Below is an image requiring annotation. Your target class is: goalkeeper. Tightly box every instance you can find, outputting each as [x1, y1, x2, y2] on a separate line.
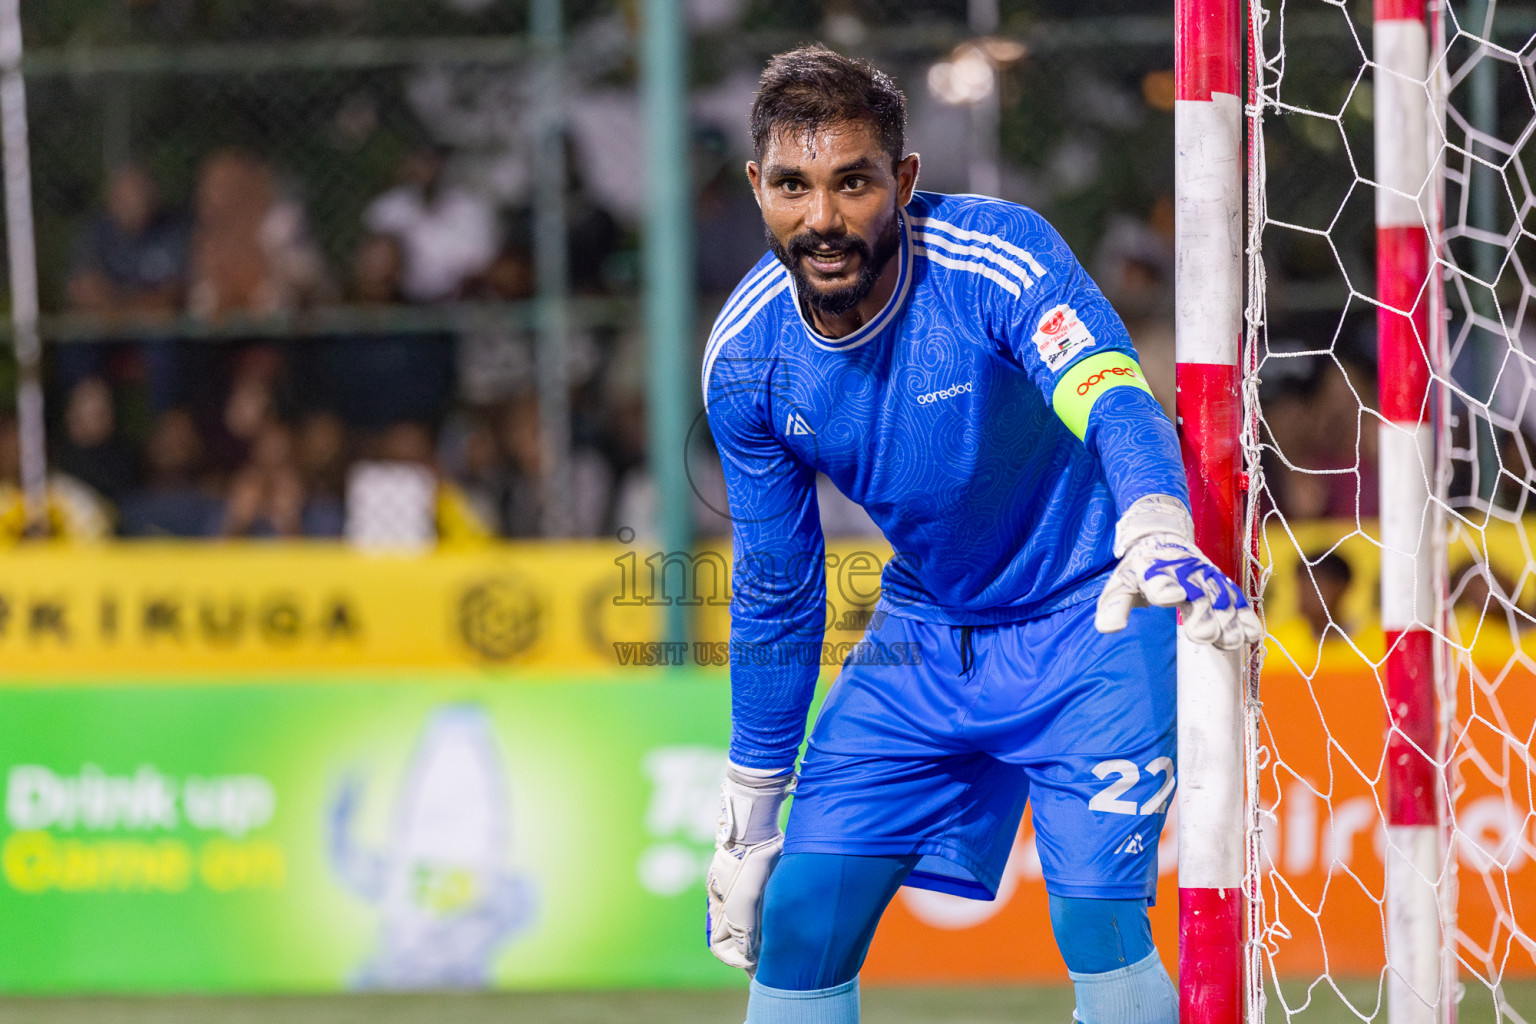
[703, 47, 1260, 1024]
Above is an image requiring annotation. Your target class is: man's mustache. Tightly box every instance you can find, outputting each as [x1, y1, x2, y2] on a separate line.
[785, 231, 869, 264]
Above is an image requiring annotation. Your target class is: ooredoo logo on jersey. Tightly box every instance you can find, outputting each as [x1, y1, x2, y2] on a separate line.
[1033, 303, 1095, 371]
[916, 382, 973, 405]
[1076, 363, 1144, 396]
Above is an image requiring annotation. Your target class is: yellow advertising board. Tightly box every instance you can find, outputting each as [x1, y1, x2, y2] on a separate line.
[0, 521, 1528, 679]
[1258, 517, 1536, 671]
[0, 540, 891, 678]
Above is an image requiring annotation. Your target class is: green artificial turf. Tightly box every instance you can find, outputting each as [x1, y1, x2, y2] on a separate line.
[0, 980, 1527, 1023]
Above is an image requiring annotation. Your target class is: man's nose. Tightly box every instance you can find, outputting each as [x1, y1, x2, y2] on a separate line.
[804, 188, 843, 236]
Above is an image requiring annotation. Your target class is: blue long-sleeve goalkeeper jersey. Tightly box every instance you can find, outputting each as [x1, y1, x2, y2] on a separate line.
[702, 191, 1189, 770]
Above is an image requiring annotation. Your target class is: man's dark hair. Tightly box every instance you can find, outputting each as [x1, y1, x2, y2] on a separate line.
[750, 46, 907, 167]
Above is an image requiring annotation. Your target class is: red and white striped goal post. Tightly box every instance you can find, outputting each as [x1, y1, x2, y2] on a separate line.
[1374, 1, 1448, 1022]
[1174, 0, 1246, 1020]
[1173, 0, 1452, 1021]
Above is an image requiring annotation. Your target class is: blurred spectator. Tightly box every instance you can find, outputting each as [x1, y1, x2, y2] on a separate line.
[456, 244, 538, 407]
[1451, 558, 1526, 622]
[0, 414, 112, 541]
[363, 147, 500, 303]
[1096, 201, 1175, 417]
[478, 244, 536, 301]
[53, 377, 139, 504]
[297, 410, 350, 505]
[188, 148, 331, 319]
[1490, 427, 1535, 513]
[606, 389, 729, 540]
[1262, 356, 1378, 520]
[1327, 359, 1380, 519]
[1463, 320, 1536, 512]
[311, 233, 455, 431]
[602, 388, 648, 522]
[68, 163, 187, 317]
[561, 187, 621, 297]
[695, 132, 767, 298]
[220, 418, 342, 538]
[439, 412, 503, 530]
[60, 161, 190, 410]
[368, 421, 492, 543]
[220, 420, 301, 538]
[1262, 374, 1325, 519]
[205, 347, 285, 474]
[455, 240, 600, 408]
[483, 393, 610, 538]
[497, 140, 620, 296]
[354, 231, 402, 304]
[1295, 551, 1353, 641]
[119, 408, 221, 538]
[1095, 203, 1175, 317]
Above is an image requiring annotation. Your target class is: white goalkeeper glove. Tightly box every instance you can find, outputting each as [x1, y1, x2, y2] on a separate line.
[1095, 493, 1263, 651]
[705, 763, 792, 973]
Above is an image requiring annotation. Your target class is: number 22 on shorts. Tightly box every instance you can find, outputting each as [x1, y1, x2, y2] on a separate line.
[1088, 757, 1175, 816]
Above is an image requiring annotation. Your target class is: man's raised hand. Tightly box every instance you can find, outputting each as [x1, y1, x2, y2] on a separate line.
[1095, 493, 1262, 651]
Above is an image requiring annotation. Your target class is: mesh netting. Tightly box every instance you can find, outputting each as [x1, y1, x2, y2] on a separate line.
[1245, 0, 1536, 1019]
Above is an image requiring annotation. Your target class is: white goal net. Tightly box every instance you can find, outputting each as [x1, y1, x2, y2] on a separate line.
[1245, 0, 1536, 1020]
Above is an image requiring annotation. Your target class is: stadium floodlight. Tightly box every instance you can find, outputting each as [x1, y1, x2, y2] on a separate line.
[928, 35, 1028, 197]
[926, 44, 997, 107]
[925, 39, 1028, 108]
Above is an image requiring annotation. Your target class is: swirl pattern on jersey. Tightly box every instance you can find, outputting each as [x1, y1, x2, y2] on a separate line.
[703, 191, 1172, 767]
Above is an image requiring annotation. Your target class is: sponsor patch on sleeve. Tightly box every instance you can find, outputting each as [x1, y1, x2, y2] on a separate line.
[1032, 303, 1096, 372]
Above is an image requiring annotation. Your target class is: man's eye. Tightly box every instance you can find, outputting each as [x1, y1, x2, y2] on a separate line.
[779, 180, 806, 194]
[842, 177, 868, 190]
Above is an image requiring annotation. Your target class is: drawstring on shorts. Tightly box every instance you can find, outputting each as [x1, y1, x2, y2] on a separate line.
[958, 625, 976, 677]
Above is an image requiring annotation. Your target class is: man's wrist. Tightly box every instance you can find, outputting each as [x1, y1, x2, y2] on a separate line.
[1112, 493, 1195, 557]
[720, 763, 793, 846]
[727, 762, 794, 786]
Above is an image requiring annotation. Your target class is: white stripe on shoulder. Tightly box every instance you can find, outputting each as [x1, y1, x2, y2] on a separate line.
[914, 230, 1034, 288]
[914, 245, 1022, 298]
[709, 261, 782, 345]
[701, 273, 791, 401]
[910, 215, 1048, 278]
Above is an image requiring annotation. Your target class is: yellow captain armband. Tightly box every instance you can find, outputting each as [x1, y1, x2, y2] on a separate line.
[1051, 351, 1154, 441]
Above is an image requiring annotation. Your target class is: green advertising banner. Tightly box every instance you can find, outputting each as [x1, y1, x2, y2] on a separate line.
[0, 674, 749, 993]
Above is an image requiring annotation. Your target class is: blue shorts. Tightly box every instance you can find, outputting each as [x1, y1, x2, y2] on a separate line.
[783, 599, 1176, 902]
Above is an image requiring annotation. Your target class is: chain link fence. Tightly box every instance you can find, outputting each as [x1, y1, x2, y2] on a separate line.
[5, 0, 1196, 543]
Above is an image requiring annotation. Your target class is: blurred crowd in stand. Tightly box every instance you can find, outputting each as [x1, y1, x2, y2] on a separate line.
[18, 146, 692, 542]
[29, 1, 1533, 557]
[7, 138, 1454, 547]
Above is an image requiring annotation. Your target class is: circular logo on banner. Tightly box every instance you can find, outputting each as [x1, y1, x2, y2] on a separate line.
[457, 578, 541, 661]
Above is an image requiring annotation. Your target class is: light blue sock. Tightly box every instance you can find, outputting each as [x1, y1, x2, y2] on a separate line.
[1068, 950, 1178, 1024]
[745, 976, 859, 1024]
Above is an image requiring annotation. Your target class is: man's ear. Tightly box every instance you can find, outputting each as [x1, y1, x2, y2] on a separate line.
[896, 153, 921, 206]
[745, 161, 762, 208]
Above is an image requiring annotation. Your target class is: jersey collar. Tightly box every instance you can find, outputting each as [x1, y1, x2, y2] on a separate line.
[790, 213, 913, 353]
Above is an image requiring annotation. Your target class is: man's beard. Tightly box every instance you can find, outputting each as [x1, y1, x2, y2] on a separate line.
[768, 215, 900, 318]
